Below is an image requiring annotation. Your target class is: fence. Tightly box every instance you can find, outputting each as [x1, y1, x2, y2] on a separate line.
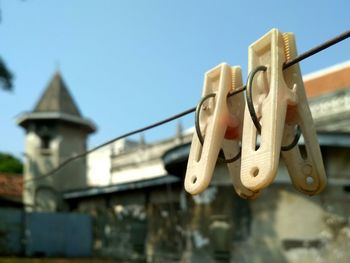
[0, 208, 92, 257]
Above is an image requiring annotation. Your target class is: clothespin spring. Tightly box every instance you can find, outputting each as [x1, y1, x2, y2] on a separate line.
[194, 65, 301, 166]
[245, 65, 301, 151]
[194, 92, 241, 163]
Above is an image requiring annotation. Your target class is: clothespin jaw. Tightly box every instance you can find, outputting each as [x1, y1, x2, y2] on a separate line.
[280, 33, 327, 195]
[241, 28, 326, 195]
[185, 29, 326, 197]
[222, 69, 259, 199]
[240, 29, 298, 191]
[185, 63, 256, 198]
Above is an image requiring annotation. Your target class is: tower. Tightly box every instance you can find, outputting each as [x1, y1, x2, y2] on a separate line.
[17, 72, 96, 211]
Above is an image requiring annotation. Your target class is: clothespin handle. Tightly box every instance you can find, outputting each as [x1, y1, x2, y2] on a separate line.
[281, 33, 327, 195]
[185, 63, 235, 194]
[241, 29, 297, 191]
[185, 64, 256, 198]
[222, 67, 259, 199]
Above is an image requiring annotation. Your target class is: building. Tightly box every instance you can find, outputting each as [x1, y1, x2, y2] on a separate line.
[17, 72, 96, 212]
[16, 61, 350, 262]
[306, 61, 350, 132]
[64, 125, 192, 261]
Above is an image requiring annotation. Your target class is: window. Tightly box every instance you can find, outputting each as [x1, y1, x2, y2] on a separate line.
[41, 135, 51, 150]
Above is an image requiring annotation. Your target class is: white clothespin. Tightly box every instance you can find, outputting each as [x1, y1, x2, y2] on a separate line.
[185, 63, 257, 198]
[240, 29, 327, 195]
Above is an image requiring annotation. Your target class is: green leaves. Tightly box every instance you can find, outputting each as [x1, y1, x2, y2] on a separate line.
[0, 153, 23, 174]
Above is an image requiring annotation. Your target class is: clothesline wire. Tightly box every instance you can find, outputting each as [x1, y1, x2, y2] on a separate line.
[24, 29, 350, 183]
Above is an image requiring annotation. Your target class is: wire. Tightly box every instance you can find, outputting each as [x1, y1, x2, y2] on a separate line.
[283, 29, 350, 69]
[245, 65, 302, 151]
[24, 107, 196, 183]
[24, 29, 350, 183]
[228, 29, 350, 98]
[195, 93, 241, 163]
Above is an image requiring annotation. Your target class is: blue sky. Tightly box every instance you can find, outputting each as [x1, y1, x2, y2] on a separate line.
[1, 0, 349, 158]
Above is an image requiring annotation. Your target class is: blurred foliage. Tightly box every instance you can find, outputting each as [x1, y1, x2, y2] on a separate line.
[0, 1, 15, 90]
[0, 57, 13, 91]
[0, 152, 23, 174]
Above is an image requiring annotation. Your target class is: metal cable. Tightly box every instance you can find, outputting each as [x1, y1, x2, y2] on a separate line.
[245, 65, 302, 151]
[194, 93, 241, 163]
[283, 29, 350, 69]
[24, 107, 196, 183]
[25, 29, 350, 182]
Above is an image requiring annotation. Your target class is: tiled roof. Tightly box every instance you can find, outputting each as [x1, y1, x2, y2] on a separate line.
[0, 173, 23, 197]
[304, 61, 350, 98]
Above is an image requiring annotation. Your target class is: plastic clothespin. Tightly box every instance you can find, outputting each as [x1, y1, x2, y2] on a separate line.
[280, 33, 327, 195]
[185, 63, 257, 198]
[240, 28, 326, 195]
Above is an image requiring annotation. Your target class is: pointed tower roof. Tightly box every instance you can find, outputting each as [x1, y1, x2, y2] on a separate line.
[17, 72, 96, 133]
[34, 71, 81, 117]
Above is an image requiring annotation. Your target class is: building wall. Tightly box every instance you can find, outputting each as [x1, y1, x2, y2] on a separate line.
[75, 192, 148, 261]
[71, 183, 350, 263]
[70, 144, 350, 263]
[86, 139, 144, 187]
[304, 61, 350, 98]
[109, 135, 191, 185]
[54, 123, 87, 191]
[24, 122, 87, 211]
[309, 88, 350, 132]
[24, 123, 57, 211]
[64, 62, 350, 261]
[87, 145, 112, 186]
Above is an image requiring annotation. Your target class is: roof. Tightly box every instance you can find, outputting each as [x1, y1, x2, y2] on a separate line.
[34, 71, 81, 117]
[63, 175, 180, 200]
[0, 173, 23, 198]
[304, 60, 350, 98]
[17, 112, 96, 133]
[308, 87, 350, 132]
[162, 132, 350, 175]
[17, 72, 96, 133]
